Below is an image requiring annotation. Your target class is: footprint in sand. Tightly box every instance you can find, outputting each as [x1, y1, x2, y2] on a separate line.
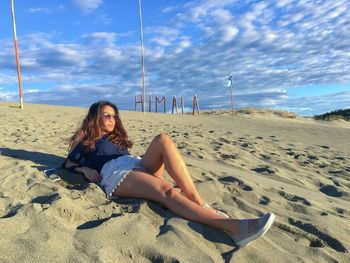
[1, 204, 24, 218]
[77, 213, 121, 230]
[260, 154, 271, 160]
[335, 207, 345, 215]
[218, 176, 253, 191]
[259, 196, 270, 205]
[31, 193, 61, 205]
[278, 191, 311, 206]
[288, 218, 347, 253]
[219, 153, 237, 160]
[318, 145, 330, 149]
[328, 170, 348, 176]
[319, 184, 343, 197]
[308, 155, 319, 161]
[211, 141, 223, 151]
[241, 143, 250, 148]
[251, 166, 276, 175]
[330, 179, 340, 186]
[269, 136, 279, 142]
[286, 151, 296, 156]
[278, 190, 311, 214]
[219, 137, 230, 144]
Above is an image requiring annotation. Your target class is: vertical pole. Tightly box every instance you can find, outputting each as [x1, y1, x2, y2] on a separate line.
[135, 95, 137, 111]
[172, 96, 178, 114]
[11, 0, 23, 109]
[138, 0, 146, 114]
[172, 97, 174, 114]
[155, 96, 158, 113]
[135, 94, 143, 112]
[149, 95, 151, 112]
[164, 97, 166, 113]
[141, 94, 144, 112]
[192, 95, 195, 115]
[229, 65, 234, 114]
[181, 97, 184, 115]
[192, 94, 200, 115]
[196, 95, 200, 114]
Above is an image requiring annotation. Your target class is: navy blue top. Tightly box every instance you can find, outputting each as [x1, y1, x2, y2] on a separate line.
[68, 136, 130, 173]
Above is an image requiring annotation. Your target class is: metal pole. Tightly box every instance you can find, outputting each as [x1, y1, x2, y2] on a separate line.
[138, 0, 146, 114]
[11, 0, 23, 109]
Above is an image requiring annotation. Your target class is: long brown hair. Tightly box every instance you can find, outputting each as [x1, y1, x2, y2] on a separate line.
[70, 101, 133, 151]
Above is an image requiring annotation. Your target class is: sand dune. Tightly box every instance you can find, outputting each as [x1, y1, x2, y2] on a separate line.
[1, 101, 349, 262]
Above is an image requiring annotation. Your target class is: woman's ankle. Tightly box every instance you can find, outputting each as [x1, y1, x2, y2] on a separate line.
[186, 193, 203, 206]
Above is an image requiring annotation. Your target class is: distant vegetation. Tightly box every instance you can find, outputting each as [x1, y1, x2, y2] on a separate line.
[200, 108, 299, 119]
[237, 108, 298, 119]
[313, 109, 350, 121]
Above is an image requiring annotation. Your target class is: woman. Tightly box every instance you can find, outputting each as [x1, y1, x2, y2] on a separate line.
[64, 101, 275, 247]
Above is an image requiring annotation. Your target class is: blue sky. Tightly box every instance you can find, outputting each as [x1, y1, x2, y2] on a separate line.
[0, 0, 349, 116]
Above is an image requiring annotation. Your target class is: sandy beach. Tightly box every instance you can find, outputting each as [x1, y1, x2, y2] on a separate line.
[0, 101, 349, 262]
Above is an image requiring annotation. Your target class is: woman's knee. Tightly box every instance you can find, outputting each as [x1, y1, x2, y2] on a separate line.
[159, 181, 178, 199]
[154, 133, 173, 146]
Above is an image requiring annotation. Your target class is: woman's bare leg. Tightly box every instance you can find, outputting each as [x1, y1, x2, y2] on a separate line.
[141, 134, 206, 207]
[113, 171, 258, 235]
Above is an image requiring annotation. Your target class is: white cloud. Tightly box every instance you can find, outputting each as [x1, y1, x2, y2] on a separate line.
[179, 40, 191, 49]
[147, 26, 181, 47]
[98, 14, 112, 25]
[146, 26, 180, 37]
[277, 90, 350, 116]
[74, 0, 103, 14]
[150, 37, 171, 47]
[82, 32, 116, 46]
[221, 26, 238, 42]
[0, 73, 18, 85]
[27, 8, 51, 14]
[185, 0, 236, 22]
[210, 9, 233, 24]
[162, 6, 178, 13]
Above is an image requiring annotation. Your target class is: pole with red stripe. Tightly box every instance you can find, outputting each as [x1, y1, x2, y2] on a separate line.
[11, 0, 23, 109]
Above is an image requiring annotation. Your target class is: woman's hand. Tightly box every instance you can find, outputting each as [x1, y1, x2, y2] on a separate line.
[76, 166, 101, 183]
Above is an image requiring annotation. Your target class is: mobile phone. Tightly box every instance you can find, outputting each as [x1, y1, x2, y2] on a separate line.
[44, 168, 61, 181]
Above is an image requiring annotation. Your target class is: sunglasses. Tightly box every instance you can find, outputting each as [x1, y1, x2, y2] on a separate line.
[102, 114, 118, 121]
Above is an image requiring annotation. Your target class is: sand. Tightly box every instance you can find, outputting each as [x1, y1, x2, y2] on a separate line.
[0, 101, 349, 263]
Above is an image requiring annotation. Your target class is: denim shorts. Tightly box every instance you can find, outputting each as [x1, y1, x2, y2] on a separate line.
[99, 155, 142, 198]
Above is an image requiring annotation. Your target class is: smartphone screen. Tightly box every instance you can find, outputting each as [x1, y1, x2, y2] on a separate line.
[44, 168, 61, 181]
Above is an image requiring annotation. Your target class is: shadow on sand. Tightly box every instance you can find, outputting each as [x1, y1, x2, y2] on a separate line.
[0, 147, 90, 190]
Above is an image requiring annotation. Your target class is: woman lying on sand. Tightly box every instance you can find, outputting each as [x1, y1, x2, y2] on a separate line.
[63, 100, 275, 247]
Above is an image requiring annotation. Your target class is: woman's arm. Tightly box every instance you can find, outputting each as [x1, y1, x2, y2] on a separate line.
[64, 156, 101, 183]
[75, 166, 101, 183]
[68, 129, 85, 154]
[63, 130, 101, 183]
[63, 129, 84, 169]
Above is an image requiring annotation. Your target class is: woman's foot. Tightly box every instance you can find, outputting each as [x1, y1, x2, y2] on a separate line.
[202, 203, 230, 218]
[231, 213, 275, 247]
